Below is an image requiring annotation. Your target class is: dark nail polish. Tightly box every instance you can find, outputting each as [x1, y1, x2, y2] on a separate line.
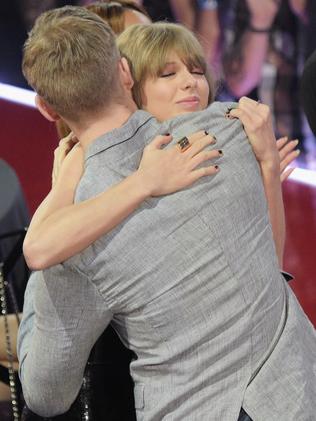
[218, 150, 223, 155]
[212, 135, 217, 143]
[164, 133, 170, 136]
[204, 130, 209, 135]
[215, 165, 219, 170]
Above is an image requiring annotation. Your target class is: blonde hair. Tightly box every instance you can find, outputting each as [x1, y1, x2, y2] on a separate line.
[117, 22, 215, 108]
[23, 6, 120, 122]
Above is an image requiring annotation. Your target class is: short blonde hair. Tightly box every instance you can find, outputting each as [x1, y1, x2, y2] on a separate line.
[117, 22, 215, 108]
[23, 6, 120, 121]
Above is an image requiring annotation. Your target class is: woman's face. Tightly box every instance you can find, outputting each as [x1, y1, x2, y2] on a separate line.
[141, 52, 210, 121]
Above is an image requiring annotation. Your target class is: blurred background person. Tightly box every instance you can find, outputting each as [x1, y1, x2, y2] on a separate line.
[220, 0, 312, 160]
[301, 48, 316, 137]
[169, 0, 221, 74]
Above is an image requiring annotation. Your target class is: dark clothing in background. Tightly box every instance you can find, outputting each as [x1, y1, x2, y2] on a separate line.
[0, 1, 80, 89]
[142, 0, 174, 22]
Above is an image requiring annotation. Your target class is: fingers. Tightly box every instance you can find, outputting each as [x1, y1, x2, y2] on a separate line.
[278, 137, 299, 183]
[281, 167, 295, 183]
[148, 130, 217, 154]
[184, 131, 217, 157]
[280, 149, 299, 172]
[276, 136, 289, 151]
[147, 134, 173, 150]
[189, 164, 220, 183]
[52, 133, 78, 187]
[278, 138, 299, 161]
[229, 97, 271, 129]
[190, 148, 223, 169]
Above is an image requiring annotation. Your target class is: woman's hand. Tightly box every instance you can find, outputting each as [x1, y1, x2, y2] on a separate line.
[229, 97, 278, 165]
[228, 97, 299, 182]
[137, 131, 222, 196]
[52, 132, 79, 187]
[277, 136, 300, 182]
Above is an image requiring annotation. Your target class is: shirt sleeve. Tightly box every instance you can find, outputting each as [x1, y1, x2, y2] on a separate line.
[17, 264, 112, 417]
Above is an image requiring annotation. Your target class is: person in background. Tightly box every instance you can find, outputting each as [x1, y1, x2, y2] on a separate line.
[169, 0, 220, 72]
[220, 0, 309, 151]
[301, 49, 316, 137]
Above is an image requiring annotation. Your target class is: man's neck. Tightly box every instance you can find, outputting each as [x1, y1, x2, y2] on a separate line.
[70, 101, 138, 151]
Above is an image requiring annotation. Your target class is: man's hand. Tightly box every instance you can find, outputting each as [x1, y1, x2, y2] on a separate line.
[137, 131, 221, 196]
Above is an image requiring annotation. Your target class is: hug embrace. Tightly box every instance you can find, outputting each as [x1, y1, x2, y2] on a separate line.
[16, 5, 316, 421]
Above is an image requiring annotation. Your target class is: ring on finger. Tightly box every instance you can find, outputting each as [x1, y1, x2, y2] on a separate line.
[177, 136, 191, 152]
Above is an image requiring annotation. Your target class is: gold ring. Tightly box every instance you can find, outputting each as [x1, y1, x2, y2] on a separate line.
[177, 136, 191, 152]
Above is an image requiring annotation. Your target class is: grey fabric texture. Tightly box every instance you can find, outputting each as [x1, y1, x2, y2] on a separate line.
[18, 103, 316, 420]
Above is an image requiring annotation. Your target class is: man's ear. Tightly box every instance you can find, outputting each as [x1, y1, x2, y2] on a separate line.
[35, 95, 60, 122]
[118, 57, 134, 90]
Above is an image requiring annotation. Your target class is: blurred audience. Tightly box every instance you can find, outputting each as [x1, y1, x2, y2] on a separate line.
[301, 49, 316, 137]
[169, 0, 220, 71]
[220, 0, 309, 147]
[1, 0, 315, 160]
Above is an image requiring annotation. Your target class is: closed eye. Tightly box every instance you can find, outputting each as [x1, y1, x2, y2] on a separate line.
[191, 68, 205, 75]
[160, 72, 176, 78]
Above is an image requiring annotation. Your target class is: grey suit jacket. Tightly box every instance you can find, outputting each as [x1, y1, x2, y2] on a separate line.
[18, 102, 316, 420]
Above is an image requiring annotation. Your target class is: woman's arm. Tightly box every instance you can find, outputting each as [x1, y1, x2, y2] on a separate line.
[229, 97, 291, 267]
[24, 132, 221, 270]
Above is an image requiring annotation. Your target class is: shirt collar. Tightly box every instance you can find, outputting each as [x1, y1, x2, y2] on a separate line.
[85, 110, 155, 160]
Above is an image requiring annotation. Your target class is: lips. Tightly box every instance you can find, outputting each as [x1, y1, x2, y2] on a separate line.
[176, 96, 200, 108]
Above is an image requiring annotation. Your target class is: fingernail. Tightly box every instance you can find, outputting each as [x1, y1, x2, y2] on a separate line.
[295, 149, 300, 155]
[218, 149, 223, 156]
[212, 135, 217, 143]
[164, 133, 170, 136]
[294, 139, 299, 144]
[214, 165, 219, 171]
[204, 130, 209, 135]
[225, 111, 235, 119]
[226, 107, 234, 113]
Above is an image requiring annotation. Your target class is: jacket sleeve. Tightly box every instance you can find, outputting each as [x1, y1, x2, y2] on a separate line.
[17, 264, 112, 417]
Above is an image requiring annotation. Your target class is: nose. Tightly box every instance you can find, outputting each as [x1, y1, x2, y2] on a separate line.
[181, 69, 197, 89]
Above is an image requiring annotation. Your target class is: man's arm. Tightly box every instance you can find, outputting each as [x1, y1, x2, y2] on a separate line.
[17, 267, 111, 417]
